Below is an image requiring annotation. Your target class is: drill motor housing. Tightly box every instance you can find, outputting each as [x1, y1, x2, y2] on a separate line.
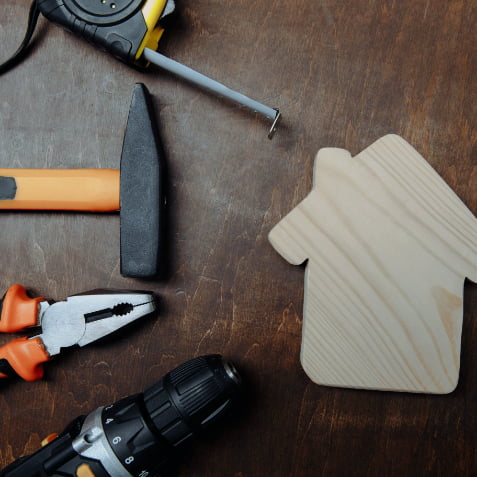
[0, 355, 241, 477]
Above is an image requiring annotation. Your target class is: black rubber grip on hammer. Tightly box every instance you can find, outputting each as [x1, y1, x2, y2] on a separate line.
[120, 83, 165, 278]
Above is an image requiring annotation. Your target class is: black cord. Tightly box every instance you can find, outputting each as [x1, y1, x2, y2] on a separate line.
[0, 0, 40, 75]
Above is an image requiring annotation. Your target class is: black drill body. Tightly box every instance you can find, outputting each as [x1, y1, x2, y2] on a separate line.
[1, 355, 241, 477]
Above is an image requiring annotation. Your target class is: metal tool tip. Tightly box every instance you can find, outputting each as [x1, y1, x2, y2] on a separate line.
[268, 110, 281, 140]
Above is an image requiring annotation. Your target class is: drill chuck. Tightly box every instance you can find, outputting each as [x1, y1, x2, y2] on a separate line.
[0, 355, 241, 477]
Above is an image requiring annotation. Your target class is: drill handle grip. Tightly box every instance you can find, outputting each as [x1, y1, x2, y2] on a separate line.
[0, 415, 97, 477]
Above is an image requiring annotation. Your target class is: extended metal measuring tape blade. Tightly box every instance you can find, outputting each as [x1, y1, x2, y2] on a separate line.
[142, 48, 281, 138]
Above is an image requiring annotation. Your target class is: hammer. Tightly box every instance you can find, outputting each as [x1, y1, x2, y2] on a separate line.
[0, 83, 165, 278]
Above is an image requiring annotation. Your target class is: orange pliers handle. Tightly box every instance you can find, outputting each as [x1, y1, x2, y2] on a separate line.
[0, 337, 49, 381]
[0, 284, 50, 381]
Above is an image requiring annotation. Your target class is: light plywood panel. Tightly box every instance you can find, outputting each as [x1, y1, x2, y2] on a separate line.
[269, 135, 477, 393]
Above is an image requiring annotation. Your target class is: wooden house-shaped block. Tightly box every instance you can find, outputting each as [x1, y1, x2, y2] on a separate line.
[269, 135, 477, 393]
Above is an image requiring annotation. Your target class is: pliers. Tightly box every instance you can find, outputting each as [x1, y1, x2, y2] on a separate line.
[0, 284, 156, 381]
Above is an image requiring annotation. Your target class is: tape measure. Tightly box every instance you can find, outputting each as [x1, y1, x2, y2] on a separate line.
[37, 0, 174, 65]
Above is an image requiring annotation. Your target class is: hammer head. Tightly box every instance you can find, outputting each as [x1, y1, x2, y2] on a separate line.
[120, 83, 165, 278]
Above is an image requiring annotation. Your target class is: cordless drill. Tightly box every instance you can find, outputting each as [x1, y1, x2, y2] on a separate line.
[0, 355, 242, 477]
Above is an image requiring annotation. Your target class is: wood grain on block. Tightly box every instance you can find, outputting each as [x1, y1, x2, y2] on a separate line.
[269, 134, 477, 393]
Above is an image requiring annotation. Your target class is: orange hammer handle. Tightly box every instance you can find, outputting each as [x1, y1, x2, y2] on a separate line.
[0, 169, 120, 211]
[0, 284, 44, 332]
[0, 337, 50, 381]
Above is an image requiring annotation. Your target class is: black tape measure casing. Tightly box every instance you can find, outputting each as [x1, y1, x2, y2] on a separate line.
[57, 0, 144, 24]
[37, 0, 150, 62]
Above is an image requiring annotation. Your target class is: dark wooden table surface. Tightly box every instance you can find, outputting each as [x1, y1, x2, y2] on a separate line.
[1, 1, 476, 476]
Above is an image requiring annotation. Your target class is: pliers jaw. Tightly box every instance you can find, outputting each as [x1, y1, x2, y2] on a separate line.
[37, 292, 157, 356]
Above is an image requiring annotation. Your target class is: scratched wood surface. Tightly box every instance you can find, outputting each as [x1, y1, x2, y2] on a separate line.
[0, 1, 476, 476]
